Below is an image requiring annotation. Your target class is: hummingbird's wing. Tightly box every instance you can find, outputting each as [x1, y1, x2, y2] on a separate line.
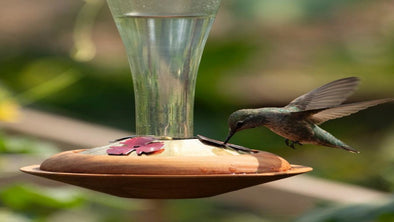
[285, 77, 360, 111]
[310, 98, 393, 125]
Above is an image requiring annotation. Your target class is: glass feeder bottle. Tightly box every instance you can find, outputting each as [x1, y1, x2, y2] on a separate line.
[106, 0, 222, 138]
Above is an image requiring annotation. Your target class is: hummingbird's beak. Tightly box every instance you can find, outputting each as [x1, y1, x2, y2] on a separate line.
[223, 129, 235, 144]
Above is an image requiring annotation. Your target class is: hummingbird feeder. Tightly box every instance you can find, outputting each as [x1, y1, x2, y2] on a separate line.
[21, 0, 312, 199]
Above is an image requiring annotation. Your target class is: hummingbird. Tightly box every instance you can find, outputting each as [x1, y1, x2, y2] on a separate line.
[224, 77, 393, 153]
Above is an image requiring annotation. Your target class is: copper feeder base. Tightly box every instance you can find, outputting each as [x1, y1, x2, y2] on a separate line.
[21, 164, 311, 199]
[20, 139, 312, 199]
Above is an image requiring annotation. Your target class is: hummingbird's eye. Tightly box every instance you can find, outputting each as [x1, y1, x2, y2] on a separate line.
[236, 121, 244, 128]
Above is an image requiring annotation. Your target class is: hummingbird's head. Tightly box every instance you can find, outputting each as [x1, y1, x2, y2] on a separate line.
[224, 109, 263, 144]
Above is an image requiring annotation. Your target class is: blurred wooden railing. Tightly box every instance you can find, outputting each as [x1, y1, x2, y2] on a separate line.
[0, 108, 390, 216]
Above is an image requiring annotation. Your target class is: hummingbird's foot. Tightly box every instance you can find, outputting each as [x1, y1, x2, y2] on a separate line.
[295, 141, 303, 146]
[285, 139, 290, 147]
[290, 142, 296, 149]
[285, 139, 296, 149]
[285, 139, 302, 149]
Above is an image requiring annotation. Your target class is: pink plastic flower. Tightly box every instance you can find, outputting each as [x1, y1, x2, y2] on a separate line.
[107, 136, 164, 155]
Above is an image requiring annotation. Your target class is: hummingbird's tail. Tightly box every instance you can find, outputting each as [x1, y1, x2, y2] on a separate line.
[336, 144, 360, 154]
[313, 125, 360, 153]
[317, 139, 360, 153]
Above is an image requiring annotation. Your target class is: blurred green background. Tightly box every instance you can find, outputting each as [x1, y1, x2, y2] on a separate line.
[1, 0, 393, 221]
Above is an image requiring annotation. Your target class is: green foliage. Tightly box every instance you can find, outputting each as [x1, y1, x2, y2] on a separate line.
[296, 198, 394, 222]
[0, 132, 59, 155]
[166, 199, 269, 222]
[0, 209, 29, 222]
[0, 184, 85, 220]
[197, 38, 259, 106]
[228, 0, 363, 21]
[0, 184, 147, 222]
